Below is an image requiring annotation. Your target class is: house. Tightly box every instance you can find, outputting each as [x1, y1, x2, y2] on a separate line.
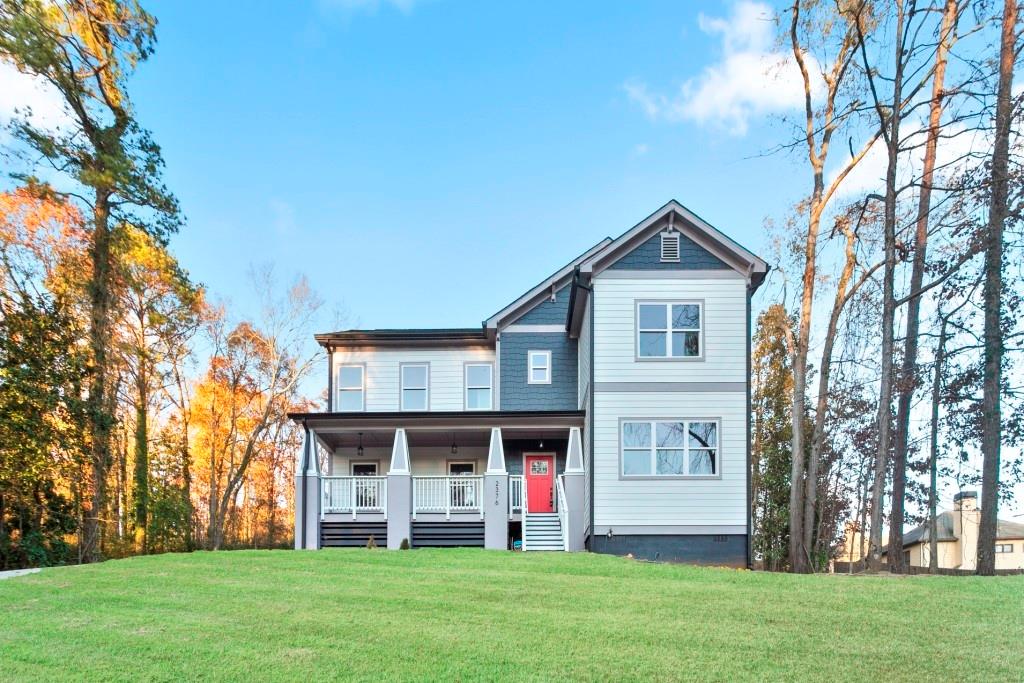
[887, 491, 1024, 571]
[290, 200, 768, 565]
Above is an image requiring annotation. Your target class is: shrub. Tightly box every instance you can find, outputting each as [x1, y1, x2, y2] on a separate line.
[366, 535, 377, 549]
[399, 538, 410, 550]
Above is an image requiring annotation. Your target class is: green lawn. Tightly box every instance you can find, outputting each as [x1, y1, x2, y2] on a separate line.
[1, 550, 1021, 682]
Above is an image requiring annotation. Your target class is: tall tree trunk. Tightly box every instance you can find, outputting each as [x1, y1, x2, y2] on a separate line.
[82, 191, 114, 564]
[133, 364, 148, 553]
[803, 223, 858, 568]
[889, 0, 958, 573]
[867, 1, 907, 572]
[977, 0, 1016, 577]
[929, 316, 947, 573]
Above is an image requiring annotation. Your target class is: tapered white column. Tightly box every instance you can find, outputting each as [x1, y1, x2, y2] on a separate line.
[387, 428, 412, 549]
[562, 427, 586, 551]
[295, 426, 321, 550]
[484, 427, 509, 550]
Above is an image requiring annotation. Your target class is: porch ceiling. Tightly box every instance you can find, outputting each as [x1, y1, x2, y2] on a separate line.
[289, 410, 584, 451]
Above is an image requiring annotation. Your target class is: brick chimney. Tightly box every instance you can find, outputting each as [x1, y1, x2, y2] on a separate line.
[953, 491, 980, 570]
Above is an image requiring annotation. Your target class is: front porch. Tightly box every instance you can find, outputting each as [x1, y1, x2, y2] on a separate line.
[291, 410, 587, 551]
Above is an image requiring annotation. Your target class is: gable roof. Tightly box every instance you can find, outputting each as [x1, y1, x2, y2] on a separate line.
[483, 237, 613, 330]
[485, 200, 769, 331]
[896, 512, 1024, 548]
[579, 199, 769, 285]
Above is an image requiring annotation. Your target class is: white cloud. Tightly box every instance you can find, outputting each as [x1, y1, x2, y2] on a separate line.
[0, 58, 72, 137]
[625, 1, 812, 136]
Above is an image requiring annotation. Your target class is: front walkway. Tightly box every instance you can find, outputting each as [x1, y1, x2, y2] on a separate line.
[0, 568, 41, 580]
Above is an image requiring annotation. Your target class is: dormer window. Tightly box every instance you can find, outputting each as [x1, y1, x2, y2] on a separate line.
[660, 230, 680, 262]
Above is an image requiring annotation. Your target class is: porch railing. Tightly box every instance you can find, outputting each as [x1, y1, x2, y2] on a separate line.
[322, 476, 387, 520]
[556, 474, 569, 552]
[412, 476, 484, 519]
[509, 475, 524, 517]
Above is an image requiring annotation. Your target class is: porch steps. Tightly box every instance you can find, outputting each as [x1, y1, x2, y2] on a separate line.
[321, 521, 387, 548]
[524, 513, 564, 551]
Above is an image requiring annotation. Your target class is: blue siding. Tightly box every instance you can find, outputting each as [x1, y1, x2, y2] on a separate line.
[499, 332, 577, 410]
[504, 440, 567, 476]
[512, 284, 570, 324]
[608, 232, 729, 270]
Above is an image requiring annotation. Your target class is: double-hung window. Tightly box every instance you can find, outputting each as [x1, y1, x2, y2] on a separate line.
[637, 301, 702, 359]
[336, 364, 364, 411]
[528, 350, 551, 384]
[464, 363, 493, 410]
[621, 419, 718, 476]
[401, 363, 429, 411]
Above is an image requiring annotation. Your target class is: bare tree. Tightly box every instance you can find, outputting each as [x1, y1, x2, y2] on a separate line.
[977, 0, 1018, 576]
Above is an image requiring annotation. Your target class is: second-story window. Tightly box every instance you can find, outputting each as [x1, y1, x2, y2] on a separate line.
[337, 364, 364, 411]
[401, 363, 429, 411]
[464, 363, 493, 410]
[637, 301, 702, 359]
[527, 350, 551, 384]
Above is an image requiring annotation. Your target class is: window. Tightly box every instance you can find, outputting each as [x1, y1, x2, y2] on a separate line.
[528, 350, 551, 384]
[351, 462, 378, 476]
[995, 543, 1013, 553]
[637, 302, 702, 359]
[400, 363, 429, 411]
[660, 231, 680, 262]
[621, 420, 718, 477]
[464, 363, 493, 410]
[336, 364, 364, 411]
[448, 461, 475, 476]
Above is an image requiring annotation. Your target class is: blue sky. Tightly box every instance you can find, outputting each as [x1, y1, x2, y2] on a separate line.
[129, 0, 807, 329]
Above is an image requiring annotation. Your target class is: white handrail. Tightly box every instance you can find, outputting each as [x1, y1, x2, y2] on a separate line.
[509, 475, 524, 518]
[412, 476, 483, 519]
[521, 474, 529, 552]
[556, 474, 569, 552]
[321, 476, 387, 519]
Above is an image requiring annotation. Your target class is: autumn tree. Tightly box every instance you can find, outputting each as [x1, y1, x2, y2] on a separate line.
[0, 0, 181, 562]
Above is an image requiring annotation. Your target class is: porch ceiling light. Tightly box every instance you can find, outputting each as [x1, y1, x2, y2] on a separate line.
[357, 432, 364, 457]
[450, 439, 458, 455]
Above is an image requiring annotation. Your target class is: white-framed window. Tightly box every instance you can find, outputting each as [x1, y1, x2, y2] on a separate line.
[336, 364, 364, 411]
[400, 363, 429, 411]
[995, 543, 1013, 553]
[637, 301, 702, 359]
[527, 350, 551, 384]
[621, 419, 718, 477]
[464, 363, 493, 410]
[660, 230, 681, 262]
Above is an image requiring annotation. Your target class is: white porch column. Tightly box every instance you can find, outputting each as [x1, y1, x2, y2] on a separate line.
[562, 426, 587, 551]
[294, 426, 321, 550]
[386, 428, 412, 549]
[484, 427, 509, 550]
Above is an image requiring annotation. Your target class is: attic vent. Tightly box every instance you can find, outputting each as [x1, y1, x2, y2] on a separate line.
[660, 231, 680, 262]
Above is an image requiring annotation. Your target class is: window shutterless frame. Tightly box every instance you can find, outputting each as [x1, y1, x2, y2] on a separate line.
[618, 418, 721, 479]
[336, 363, 365, 412]
[463, 362, 494, 410]
[635, 300, 704, 361]
[399, 362, 430, 411]
[527, 350, 552, 384]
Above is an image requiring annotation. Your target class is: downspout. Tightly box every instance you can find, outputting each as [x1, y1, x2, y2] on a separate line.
[326, 346, 334, 412]
[588, 288, 595, 548]
[746, 285, 753, 570]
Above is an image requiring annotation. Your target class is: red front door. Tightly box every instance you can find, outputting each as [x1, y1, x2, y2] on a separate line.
[525, 455, 554, 512]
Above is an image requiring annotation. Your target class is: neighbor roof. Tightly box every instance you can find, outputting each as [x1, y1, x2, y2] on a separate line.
[315, 328, 489, 348]
[899, 513, 1024, 547]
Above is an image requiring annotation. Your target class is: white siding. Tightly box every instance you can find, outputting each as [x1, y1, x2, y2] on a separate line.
[331, 446, 488, 476]
[590, 273, 748, 531]
[332, 346, 496, 412]
[592, 275, 747, 384]
[592, 391, 747, 528]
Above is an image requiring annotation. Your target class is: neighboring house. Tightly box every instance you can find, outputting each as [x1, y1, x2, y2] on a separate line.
[291, 200, 768, 565]
[885, 491, 1024, 571]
